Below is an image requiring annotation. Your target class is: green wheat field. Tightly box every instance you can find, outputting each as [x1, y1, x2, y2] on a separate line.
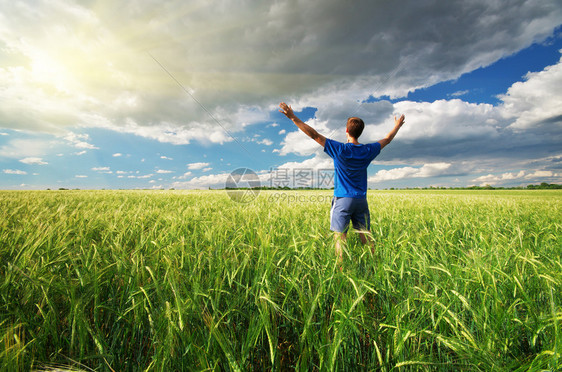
[1, 190, 561, 371]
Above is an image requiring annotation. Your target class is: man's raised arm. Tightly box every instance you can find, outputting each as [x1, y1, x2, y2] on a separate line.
[279, 102, 326, 147]
[378, 114, 405, 149]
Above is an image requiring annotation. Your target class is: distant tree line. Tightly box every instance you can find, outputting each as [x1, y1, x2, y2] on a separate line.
[384, 183, 562, 190]
[47, 183, 561, 191]
[524, 182, 562, 189]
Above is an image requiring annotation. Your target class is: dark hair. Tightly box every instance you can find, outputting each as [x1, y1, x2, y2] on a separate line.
[346, 117, 365, 139]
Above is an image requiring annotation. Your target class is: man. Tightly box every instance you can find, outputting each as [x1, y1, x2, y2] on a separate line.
[279, 102, 405, 261]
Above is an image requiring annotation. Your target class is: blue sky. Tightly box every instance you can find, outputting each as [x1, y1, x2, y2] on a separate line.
[1, 1, 561, 189]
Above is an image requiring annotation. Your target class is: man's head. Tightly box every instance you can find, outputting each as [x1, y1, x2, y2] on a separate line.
[346, 117, 365, 139]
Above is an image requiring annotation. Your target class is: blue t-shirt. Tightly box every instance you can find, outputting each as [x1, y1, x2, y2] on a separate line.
[324, 139, 381, 198]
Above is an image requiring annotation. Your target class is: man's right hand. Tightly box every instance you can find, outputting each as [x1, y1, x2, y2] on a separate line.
[279, 102, 326, 147]
[279, 102, 295, 119]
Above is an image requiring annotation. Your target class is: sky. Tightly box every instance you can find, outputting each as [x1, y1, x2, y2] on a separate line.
[1, 0, 561, 190]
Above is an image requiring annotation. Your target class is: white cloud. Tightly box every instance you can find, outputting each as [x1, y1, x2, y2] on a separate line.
[370, 167, 419, 182]
[87, 114, 234, 146]
[0, 132, 8, 136]
[0, 139, 55, 158]
[257, 138, 273, 146]
[187, 162, 211, 170]
[382, 100, 498, 142]
[20, 157, 48, 165]
[202, 167, 213, 172]
[473, 171, 527, 184]
[500, 54, 562, 130]
[156, 169, 173, 174]
[91, 166, 112, 174]
[75, 175, 87, 178]
[524, 170, 556, 179]
[0, 0, 560, 146]
[74, 150, 87, 156]
[449, 90, 469, 97]
[275, 156, 333, 171]
[160, 155, 173, 160]
[472, 170, 561, 186]
[369, 163, 453, 183]
[64, 132, 98, 149]
[3, 169, 27, 175]
[172, 172, 230, 189]
[278, 129, 286, 135]
[112, 153, 122, 157]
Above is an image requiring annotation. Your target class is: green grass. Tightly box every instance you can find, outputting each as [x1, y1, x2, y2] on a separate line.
[0, 190, 561, 371]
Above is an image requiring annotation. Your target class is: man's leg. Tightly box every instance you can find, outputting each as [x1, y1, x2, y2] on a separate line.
[358, 231, 375, 252]
[351, 199, 374, 252]
[330, 197, 351, 263]
[334, 232, 346, 262]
